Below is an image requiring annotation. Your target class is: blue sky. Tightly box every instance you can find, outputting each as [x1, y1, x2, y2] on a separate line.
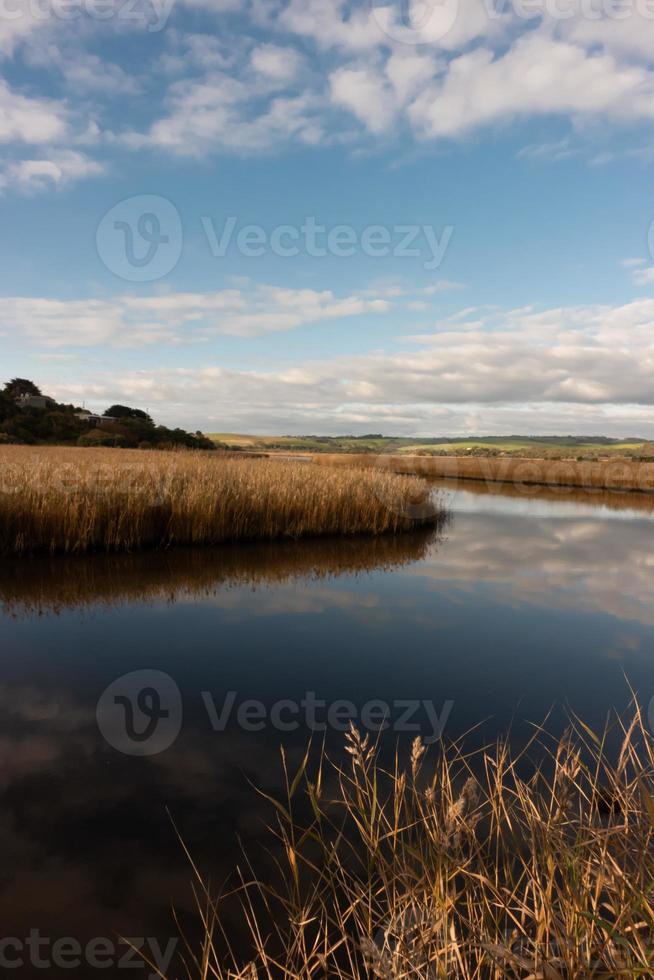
[2, 0, 654, 435]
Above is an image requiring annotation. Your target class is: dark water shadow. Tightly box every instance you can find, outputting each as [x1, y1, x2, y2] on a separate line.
[0, 528, 444, 618]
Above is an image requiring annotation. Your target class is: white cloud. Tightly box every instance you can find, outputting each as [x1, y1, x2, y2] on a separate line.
[517, 137, 576, 161]
[0, 150, 104, 193]
[48, 369, 654, 438]
[279, 0, 500, 53]
[385, 50, 441, 103]
[329, 51, 440, 134]
[50, 52, 138, 94]
[0, 79, 66, 144]
[0, 0, 53, 57]
[560, 9, 654, 62]
[3, 0, 654, 176]
[108, 1, 654, 160]
[0, 284, 392, 347]
[279, 0, 386, 52]
[158, 32, 236, 73]
[14, 291, 654, 435]
[129, 68, 325, 154]
[330, 65, 396, 133]
[408, 32, 654, 139]
[250, 43, 305, 82]
[633, 266, 654, 286]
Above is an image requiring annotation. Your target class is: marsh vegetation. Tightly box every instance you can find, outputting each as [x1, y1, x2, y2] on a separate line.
[0, 446, 444, 556]
[310, 452, 654, 494]
[177, 708, 654, 979]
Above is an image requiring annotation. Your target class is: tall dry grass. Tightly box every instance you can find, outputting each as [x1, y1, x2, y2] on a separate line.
[171, 706, 654, 979]
[305, 453, 654, 494]
[0, 446, 444, 556]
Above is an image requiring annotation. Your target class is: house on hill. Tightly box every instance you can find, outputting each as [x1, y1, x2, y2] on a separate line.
[74, 411, 117, 427]
[15, 393, 55, 410]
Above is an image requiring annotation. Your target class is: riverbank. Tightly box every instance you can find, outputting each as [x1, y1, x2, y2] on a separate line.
[300, 452, 654, 494]
[0, 446, 445, 556]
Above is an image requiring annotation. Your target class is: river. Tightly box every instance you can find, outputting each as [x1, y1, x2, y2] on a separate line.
[1, 479, 653, 977]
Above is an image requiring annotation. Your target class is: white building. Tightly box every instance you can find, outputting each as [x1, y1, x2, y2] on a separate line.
[15, 394, 55, 410]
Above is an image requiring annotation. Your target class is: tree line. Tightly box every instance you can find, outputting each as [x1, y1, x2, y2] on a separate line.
[0, 379, 216, 450]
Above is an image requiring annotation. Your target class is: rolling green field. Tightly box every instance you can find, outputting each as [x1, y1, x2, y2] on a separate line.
[209, 433, 648, 457]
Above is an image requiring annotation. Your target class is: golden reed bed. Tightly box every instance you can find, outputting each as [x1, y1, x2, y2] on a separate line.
[305, 452, 654, 493]
[0, 446, 444, 556]
[173, 707, 654, 979]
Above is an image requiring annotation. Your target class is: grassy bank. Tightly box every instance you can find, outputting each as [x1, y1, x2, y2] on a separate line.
[306, 453, 654, 494]
[174, 708, 654, 978]
[0, 446, 444, 556]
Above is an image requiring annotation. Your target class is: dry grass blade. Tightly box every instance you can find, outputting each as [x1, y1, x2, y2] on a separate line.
[0, 446, 446, 556]
[162, 706, 654, 979]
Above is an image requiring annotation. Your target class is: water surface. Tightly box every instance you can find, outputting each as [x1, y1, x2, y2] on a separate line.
[1, 480, 653, 977]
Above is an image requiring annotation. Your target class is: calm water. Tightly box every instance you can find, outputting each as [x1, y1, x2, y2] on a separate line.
[2, 480, 654, 977]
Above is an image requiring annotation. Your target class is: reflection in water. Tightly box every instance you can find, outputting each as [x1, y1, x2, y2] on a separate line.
[0, 529, 441, 618]
[435, 475, 654, 517]
[419, 487, 654, 627]
[1, 482, 654, 977]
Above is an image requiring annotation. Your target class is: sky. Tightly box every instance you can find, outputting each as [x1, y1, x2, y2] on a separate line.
[2, 0, 654, 436]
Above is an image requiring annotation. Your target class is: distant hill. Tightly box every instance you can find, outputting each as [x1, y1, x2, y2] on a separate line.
[208, 433, 649, 459]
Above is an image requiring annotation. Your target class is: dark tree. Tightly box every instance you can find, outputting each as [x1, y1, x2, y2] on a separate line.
[4, 378, 42, 398]
[104, 405, 154, 425]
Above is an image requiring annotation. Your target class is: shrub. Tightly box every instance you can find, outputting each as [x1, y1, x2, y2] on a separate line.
[77, 430, 126, 448]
